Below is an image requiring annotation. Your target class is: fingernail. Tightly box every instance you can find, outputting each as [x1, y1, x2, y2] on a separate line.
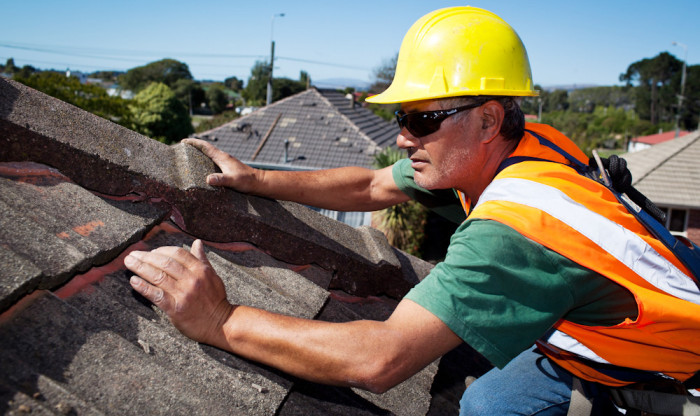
[207, 175, 219, 185]
[130, 275, 141, 286]
[124, 255, 136, 267]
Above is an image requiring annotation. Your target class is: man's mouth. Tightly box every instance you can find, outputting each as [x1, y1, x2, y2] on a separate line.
[410, 156, 429, 169]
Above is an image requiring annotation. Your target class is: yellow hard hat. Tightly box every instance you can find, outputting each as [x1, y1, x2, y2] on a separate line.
[366, 6, 538, 104]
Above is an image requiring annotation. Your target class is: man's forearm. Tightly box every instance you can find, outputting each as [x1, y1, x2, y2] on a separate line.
[209, 300, 460, 394]
[182, 139, 409, 212]
[254, 166, 408, 212]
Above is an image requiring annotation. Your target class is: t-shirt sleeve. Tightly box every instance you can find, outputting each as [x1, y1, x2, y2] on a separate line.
[392, 159, 466, 224]
[405, 219, 580, 368]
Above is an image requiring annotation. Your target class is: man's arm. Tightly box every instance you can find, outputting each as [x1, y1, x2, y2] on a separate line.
[124, 241, 462, 393]
[183, 138, 410, 212]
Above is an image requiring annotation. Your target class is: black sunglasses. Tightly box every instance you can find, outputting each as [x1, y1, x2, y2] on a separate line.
[395, 101, 485, 138]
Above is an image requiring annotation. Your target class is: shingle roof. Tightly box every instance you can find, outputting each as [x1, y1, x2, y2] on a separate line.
[198, 88, 400, 170]
[622, 130, 700, 208]
[0, 78, 489, 415]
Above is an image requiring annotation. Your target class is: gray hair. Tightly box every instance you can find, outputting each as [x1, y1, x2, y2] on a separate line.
[440, 96, 525, 142]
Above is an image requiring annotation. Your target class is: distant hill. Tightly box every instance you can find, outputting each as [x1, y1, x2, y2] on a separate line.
[540, 84, 600, 92]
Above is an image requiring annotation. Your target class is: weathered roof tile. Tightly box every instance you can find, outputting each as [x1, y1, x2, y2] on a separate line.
[0, 77, 462, 415]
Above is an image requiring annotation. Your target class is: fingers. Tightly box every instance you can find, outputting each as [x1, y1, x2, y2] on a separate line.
[129, 275, 171, 309]
[183, 139, 244, 188]
[126, 249, 189, 282]
[183, 138, 230, 165]
[190, 239, 211, 265]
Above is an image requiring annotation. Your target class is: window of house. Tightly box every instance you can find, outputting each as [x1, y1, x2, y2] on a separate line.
[660, 207, 689, 236]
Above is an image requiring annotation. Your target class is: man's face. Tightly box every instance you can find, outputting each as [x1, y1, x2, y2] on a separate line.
[396, 99, 482, 191]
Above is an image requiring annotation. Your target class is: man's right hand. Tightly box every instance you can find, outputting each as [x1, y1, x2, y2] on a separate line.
[183, 138, 262, 194]
[183, 138, 409, 212]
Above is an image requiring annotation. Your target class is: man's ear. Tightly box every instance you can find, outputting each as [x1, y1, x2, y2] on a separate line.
[480, 101, 504, 143]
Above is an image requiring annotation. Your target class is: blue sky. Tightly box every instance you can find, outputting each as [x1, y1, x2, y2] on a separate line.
[2, 0, 699, 88]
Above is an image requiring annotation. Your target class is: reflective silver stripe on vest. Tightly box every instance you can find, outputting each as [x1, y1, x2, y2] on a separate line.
[476, 177, 700, 364]
[542, 329, 610, 364]
[475, 178, 700, 305]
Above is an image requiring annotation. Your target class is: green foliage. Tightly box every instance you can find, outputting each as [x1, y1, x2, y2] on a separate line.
[14, 71, 132, 127]
[540, 105, 670, 155]
[3, 58, 38, 79]
[224, 76, 244, 92]
[272, 78, 306, 102]
[242, 61, 271, 106]
[369, 53, 397, 94]
[242, 61, 307, 106]
[172, 78, 206, 114]
[129, 82, 193, 144]
[119, 59, 193, 93]
[2, 58, 18, 73]
[620, 52, 683, 125]
[372, 147, 428, 257]
[568, 86, 633, 113]
[194, 110, 240, 133]
[90, 70, 123, 82]
[205, 83, 229, 114]
[678, 64, 700, 130]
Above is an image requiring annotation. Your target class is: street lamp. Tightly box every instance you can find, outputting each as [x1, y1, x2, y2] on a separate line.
[267, 13, 285, 106]
[672, 41, 687, 137]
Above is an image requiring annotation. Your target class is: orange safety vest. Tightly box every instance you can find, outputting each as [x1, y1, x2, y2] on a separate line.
[458, 122, 700, 387]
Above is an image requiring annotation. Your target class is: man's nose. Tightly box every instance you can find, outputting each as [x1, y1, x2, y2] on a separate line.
[396, 129, 421, 149]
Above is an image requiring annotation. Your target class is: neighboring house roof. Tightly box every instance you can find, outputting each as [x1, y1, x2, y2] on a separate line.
[630, 130, 689, 146]
[622, 130, 700, 208]
[197, 88, 400, 171]
[0, 78, 489, 415]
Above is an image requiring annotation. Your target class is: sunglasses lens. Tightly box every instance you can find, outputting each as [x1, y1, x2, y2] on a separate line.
[406, 114, 440, 138]
[396, 113, 438, 138]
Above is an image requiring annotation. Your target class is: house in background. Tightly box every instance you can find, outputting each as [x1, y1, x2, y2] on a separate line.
[622, 130, 700, 243]
[626, 129, 690, 152]
[196, 87, 400, 227]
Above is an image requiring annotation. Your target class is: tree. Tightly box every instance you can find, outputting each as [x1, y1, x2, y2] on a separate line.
[568, 86, 633, 113]
[206, 83, 229, 114]
[129, 82, 193, 144]
[299, 71, 310, 89]
[242, 61, 308, 106]
[620, 52, 682, 125]
[90, 70, 123, 82]
[14, 71, 131, 126]
[172, 78, 205, 114]
[364, 54, 401, 121]
[372, 147, 427, 257]
[2, 58, 17, 74]
[369, 53, 398, 94]
[682, 65, 700, 129]
[119, 59, 193, 93]
[272, 78, 305, 102]
[242, 61, 271, 105]
[224, 76, 244, 92]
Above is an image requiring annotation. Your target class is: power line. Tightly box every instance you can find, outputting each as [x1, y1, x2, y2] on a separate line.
[0, 41, 371, 72]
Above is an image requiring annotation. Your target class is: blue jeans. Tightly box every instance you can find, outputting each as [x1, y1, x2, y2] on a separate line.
[459, 346, 619, 415]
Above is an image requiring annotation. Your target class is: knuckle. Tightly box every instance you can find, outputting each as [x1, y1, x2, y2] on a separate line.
[152, 288, 165, 304]
[153, 270, 168, 285]
[158, 255, 174, 270]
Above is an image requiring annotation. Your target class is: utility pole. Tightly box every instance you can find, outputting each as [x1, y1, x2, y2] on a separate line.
[267, 13, 285, 106]
[672, 41, 688, 137]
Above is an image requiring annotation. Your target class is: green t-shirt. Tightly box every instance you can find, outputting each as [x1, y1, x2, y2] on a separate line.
[392, 159, 637, 368]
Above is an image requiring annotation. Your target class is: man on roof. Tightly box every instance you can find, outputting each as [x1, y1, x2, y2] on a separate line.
[125, 7, 700, 415]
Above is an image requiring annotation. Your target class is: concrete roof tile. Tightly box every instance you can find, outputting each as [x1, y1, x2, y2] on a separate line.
[0, 77, 475, 415]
